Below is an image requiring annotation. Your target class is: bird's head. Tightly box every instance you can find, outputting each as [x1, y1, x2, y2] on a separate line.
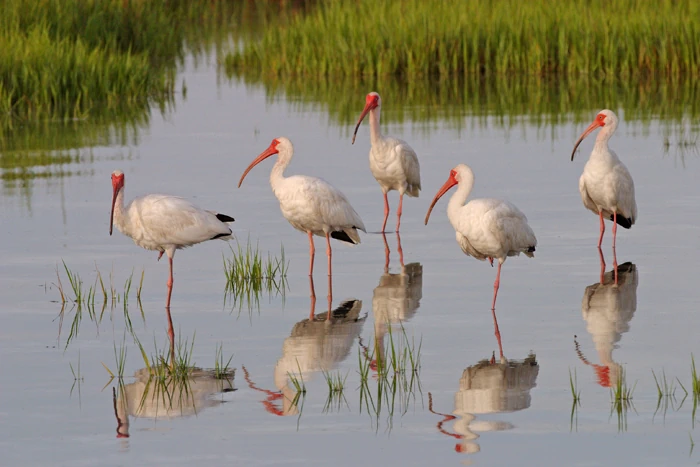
[110, 170, 125, 236]
[238, 137, 292, 188]
[351, 92, 382, 145]
[571, 109, 619, 161]
[424, 164, 472, 225]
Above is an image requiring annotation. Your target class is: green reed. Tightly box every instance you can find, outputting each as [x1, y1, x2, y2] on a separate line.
[609, 368, 637, 432]
[213, 343, 235, 380]
[228, 0, 700, 80]
[223, 239, 288, 312]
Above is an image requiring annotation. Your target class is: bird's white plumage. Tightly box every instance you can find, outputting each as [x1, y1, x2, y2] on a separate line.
[575, 109, 638, 225]
[266, 137, 366, 243]
[445, 165, 537, 264]
[111, 175, 233, 258]
[360, 93, 421, 197]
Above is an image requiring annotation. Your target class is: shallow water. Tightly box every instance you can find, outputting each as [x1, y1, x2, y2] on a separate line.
[1, 55, 700, 466]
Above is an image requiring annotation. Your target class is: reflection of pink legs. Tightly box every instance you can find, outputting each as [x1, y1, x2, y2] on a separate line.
[491, 306, 504, 361]
[396, 193, 404, 232]
[597, 247, 606, 284]
[381, 192, 390, 233]
[382, 233, 390, 271]
[597, 211, 605, 248]
[307, 231, 315, 276]
[396, 232, 404, 267]
[490, 263, 502, 311]
[308, 276, 316, 320]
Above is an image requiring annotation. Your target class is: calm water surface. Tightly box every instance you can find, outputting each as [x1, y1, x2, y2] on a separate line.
[1, 55, 700, 466]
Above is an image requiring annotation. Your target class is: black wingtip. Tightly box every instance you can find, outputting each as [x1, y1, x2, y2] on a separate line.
[216, 213, 235, 223]
[330, 230, 357, 244]
[527, 246, 536, 253]
[610, 214, 632, 229]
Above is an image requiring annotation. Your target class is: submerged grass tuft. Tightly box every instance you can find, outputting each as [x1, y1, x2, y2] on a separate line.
[214, 343, 235, 380]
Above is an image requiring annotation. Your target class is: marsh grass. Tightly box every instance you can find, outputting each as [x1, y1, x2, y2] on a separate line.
[288, 360, 307, 395]
[223, 239, 288, 312]
[322, 369, 349, 413]
[55, 262, 144, 349]
[357, 325, 423, 429]
[609, 369, 637, 432]
[214, 343, 235, 380]
[228, 0, 700, 80]
[569, 369, 581, 432]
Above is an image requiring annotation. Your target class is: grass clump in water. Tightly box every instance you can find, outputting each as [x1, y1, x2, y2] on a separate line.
[223, 238, 288, 311]
[227, 0, 700, 80]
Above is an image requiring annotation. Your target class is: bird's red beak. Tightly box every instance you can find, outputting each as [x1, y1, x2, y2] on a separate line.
[110, 173, 124, 236]
[571, 115, 605, 161]
[351, 94, 379, 145]
[238, 139, 280, 188]
[424, 170, 458, 225]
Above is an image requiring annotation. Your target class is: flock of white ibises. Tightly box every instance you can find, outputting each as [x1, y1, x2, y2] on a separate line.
[109, 92, 637, 346]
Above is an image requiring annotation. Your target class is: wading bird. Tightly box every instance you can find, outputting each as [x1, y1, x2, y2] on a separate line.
[109, 170, 234, 341]
[571, 109, 637, 249]
[352, 92, 421, 233]
[424, 164, 537, 317]
[238, 137, 366, 280]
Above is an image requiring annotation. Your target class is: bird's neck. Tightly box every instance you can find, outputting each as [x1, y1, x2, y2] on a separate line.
[270, 152, 290, 193]
[592, 127, 618, 161]
[369, 108, 383, 145]
[112, 188, 128, 234]
[447, 175, 474, 226]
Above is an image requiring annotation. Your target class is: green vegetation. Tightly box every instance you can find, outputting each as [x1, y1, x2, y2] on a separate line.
[223, 239, 288, 312]
[228, 0, 700, 79]
[569, 369, 581, 432]
[609, 369, 636, 432]
[214, 343, 235, 380]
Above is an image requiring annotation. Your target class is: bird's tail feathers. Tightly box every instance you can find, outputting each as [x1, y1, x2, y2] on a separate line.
[331, 227, 362, 245]
[216, 213, 235, 223]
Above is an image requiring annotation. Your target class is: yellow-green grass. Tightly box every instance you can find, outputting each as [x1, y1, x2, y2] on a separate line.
[227, 0, 700, 79]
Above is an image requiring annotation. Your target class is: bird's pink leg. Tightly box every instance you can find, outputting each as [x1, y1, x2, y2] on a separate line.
[381, 192, 390, 233]
[488, 257, 494, 267]
[308, 275, 316, 320]
[612, 244, 619, 286]
[396, 232, 404, 267]
[597, 247, 606, 284]
[597, 211, 605, 248]
[325, 233, 333, 277]
[307, 231, 315, 276]
[382, 233, 391, 271]
[157, 251, 164, 261]
[491, 306, 504, 362]
[326, 273, 333, 320]
[396, 193, 404, 233]
[491, 263, 502, 311]
[612, 212, 618, 250]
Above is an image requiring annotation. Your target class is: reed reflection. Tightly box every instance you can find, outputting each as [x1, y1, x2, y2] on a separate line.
[244, 277, 366, 416]
[575, 259, 638, 388]
[429, 353, 539, 455]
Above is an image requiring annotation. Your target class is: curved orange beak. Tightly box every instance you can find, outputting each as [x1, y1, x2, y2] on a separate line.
[424, 171, 458, 225]
[351, 95, 378, 145]
[571, 119, 604, 161]
[238, 140, 279, 188]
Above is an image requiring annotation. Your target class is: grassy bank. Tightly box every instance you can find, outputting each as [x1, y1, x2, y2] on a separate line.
[226, 0, 700, 79]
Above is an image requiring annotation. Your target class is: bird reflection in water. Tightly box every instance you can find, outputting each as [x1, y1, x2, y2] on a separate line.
[244, 278, 366, 416]
[111, 335, 235, 440]
[575, 260, 638, 387]
[364, 233, 422, 371]
[429, 353, 538, 456]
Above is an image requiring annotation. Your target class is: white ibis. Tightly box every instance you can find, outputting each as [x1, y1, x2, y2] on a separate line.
[352, 92, 421, 233]
[238, 137, 366, 279]
[109, 170, 234, 341]
[424, 164, 537, 316]
[571, 109, 637, 249]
